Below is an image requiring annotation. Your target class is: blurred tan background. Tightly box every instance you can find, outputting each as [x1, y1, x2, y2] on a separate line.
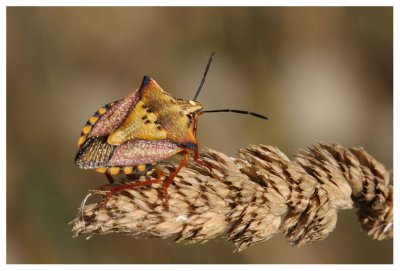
[7, 7, 392, 264]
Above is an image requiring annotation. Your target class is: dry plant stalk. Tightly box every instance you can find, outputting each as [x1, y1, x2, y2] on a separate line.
[71, 143, 393, 251]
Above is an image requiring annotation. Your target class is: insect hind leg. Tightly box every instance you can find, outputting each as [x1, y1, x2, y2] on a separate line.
[101, 167, 165, 207]
[102, 153, 192, 209]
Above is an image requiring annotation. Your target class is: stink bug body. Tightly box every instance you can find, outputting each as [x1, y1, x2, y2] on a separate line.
[75, 52, 268, 207]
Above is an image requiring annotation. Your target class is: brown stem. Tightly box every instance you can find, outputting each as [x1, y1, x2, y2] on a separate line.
[71, 143, 393, 252]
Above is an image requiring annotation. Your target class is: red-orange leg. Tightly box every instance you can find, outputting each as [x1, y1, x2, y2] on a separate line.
[162, 151, 190, 208]
[193, 147, 209, 168]
[101, 178, 163, 207]
[192, 112, 209, 169]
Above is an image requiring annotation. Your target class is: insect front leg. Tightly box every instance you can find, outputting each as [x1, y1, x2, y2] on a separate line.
[162, 151, 190, 208]
[192, 113, 210, 169]
[192, 147, 210, 168]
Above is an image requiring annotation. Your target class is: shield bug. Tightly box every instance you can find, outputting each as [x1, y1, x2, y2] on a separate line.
[74, 52, 268, 208]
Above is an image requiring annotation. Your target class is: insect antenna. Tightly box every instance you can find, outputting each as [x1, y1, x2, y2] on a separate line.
[202, 109, 268, 120]
[193, 52, 215, 101]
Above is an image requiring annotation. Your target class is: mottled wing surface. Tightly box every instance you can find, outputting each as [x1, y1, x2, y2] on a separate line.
[75, 136, 113, 169]
[89, 91, 140, 138]
[108, 140, 182, 166]
[75, 90, 140, 169]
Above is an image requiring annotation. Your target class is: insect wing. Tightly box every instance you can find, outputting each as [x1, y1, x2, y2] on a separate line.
[108, 140, 183, 166]
[75, 136, 114, 169]
[88, 90, 140, 138]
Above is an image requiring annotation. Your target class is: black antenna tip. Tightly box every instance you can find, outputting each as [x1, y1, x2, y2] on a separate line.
[251, 112, 269, 120]
[201, 109, 268, 121]
[193, 52, 215, 101]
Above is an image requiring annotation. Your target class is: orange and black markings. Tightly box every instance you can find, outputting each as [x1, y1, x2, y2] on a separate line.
[95, 164, 153, 175]
[77, 101, 116, 147]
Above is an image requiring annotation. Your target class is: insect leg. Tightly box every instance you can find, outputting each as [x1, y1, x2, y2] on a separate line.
[102, 166, 166, 207]
[105, 173, 115, 184]
[162, 151, 190, 208]
[102, 177, 163, 208]
[192, 113, 209, 169]
[192, 147, 209, 168]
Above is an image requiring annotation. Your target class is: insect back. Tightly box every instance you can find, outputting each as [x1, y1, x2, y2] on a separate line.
[74, 53, 268, 208]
